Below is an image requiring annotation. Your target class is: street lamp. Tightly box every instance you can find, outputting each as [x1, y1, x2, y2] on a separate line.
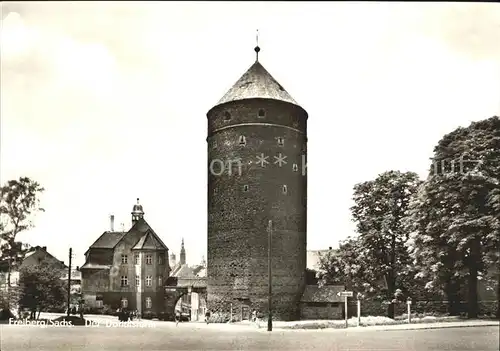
[267, 220, 273, 332]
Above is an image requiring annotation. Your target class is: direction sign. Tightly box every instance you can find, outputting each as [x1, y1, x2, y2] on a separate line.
[337, 291, 353, 297]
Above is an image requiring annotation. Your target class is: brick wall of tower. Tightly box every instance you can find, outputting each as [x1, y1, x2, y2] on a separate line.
[207, 98, 307, 321]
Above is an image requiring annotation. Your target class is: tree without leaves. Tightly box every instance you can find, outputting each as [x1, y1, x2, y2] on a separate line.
[349, 170, 422, 318]
[0, 177, 44, 290]
[18, 259, 66, 319]
[405, 116, 500, 318]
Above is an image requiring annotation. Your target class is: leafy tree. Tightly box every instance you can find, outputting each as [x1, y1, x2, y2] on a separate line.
[0, 177, 44, 290]
[405, 116, 500, 318]
[349, 170, 422, 318]
[18, 259, 66, 319]
[318, 237, 369, 292]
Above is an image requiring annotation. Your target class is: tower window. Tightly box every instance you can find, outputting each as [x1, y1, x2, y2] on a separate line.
[243, 185, 249, 192]
[146, 297, 152, 309]
[135, 276, 140, 286]
[258, 109, 266, 118]
[224, 111, 231, 121]
[158, 253, 164, 265]
[146, 255, 152, 265]
[277, 137, 284, 146]
[134, 254, 139, 265]
[282, 185, 288, 194]
[121, 276, 128, 287]
[146, 276, 152, 286]
[121, 255, 128, 264]
[121, 297, 128, 308]
[292, 163, 298, 172]
[239, 136, 246, 146]
[158, 276, 163, 286]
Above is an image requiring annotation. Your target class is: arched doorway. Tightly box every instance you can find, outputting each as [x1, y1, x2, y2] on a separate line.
[172, 291, 207, 322]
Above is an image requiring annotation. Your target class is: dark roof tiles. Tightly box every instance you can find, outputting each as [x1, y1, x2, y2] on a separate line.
[89, 231, 126, 249]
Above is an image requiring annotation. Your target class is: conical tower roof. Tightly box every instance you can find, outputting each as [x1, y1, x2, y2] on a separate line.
[216, 60, 300, 107]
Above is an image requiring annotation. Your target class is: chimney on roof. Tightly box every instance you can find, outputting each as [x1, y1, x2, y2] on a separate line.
[42, 246, 47, 251]
[110, 214, 115, 232]
[76, 266, 80, 271]
[328, 247, 332, 250]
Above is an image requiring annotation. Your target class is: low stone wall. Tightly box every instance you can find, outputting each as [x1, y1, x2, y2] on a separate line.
[300, 303, 342, 320]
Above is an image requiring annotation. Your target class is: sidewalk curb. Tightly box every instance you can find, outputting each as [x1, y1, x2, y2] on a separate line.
[269, 322, 499, 332]
[379, 323, 500, 332]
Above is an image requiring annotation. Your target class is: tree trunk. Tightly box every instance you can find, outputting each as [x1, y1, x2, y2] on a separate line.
[387, 301, 395, 319]
[497, 277, 500, 319]
[6, 259, 11, 309]
[386, 231, 397, 319]
[467, 237, 481, 319]
[386, 274, 396, 319]
[445, 280, 460, 316]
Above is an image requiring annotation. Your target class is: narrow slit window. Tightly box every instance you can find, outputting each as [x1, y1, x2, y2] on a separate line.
[277, 137, 284, 146]
[224, 111, 231, 121]
[292, 163, 298, 172]
[239, 136, 246, 146]
[214, 187, 218, 195]
[212, 140, 217, 149]
[258, 109, 266, 118]
[282, 185, 288, 194]
[243, 185, 249, 192]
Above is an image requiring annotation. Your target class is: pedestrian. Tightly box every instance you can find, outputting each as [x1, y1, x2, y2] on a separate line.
[205, 310, 211, 325]
[175, 310, 180, 326]
[252, 310, 257, 323]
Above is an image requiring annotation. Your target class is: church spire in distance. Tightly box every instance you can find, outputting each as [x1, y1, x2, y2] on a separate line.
[180, 238, 186, 265]
[254, 29, 260, 62]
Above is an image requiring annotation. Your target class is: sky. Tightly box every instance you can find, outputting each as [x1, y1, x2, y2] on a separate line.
[1, 2, 499, 268]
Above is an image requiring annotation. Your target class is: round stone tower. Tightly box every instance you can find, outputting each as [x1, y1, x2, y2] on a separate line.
[207, 46, 308, 321]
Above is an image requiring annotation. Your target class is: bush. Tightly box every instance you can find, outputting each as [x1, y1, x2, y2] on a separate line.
[52, 316, 86, 326]
[157, 312, 169, 321]
[209, 312, 230, 323]
[478, 301, 498, 317]
[101, 305, 114, 316]
[142, 311, 157, 320]
[0, 309, 15, 321]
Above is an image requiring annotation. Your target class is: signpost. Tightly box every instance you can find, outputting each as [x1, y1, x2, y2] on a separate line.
[337, 291, 353, 328]
[267, 220, 273, 332]
[407, 297, 412, 324]
[356, 292, 363, 327]
[67, 248, 72, 317]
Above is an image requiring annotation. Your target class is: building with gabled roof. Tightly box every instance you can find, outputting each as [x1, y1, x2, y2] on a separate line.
[81, 199, 170, 316]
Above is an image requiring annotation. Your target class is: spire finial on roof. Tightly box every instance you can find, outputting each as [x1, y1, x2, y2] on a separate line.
[254, 29, 260, 62]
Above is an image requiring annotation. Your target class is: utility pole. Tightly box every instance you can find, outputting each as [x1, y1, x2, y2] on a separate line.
[267, 220, 273, 332]
[67, 248, 72, 317]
